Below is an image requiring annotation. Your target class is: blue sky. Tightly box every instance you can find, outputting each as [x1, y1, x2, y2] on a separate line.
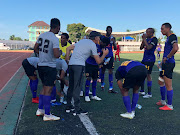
[0, 0, 180, 40]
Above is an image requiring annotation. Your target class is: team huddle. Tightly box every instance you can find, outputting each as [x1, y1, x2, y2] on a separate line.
[22, 18, 179, 120]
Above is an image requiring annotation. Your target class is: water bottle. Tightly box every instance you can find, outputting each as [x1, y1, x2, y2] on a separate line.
[158, 61, 162, 71]
[136, 104, 142, 109]
[104, 57, 111, 65]
[110, 35, 113, 44]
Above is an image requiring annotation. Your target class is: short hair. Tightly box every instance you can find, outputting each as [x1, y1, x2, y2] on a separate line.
[162, 23, 172, 29]
[61, 33, 69, 39]
[100, 36, 110, 46]
[147, 28, 155, 34]
[50, 18, 60, 29]
[89, 31, 101, 40]
[106, 26, 112, 31]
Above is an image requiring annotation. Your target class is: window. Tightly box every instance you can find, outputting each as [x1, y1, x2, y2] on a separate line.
[40, 26, 42, 29]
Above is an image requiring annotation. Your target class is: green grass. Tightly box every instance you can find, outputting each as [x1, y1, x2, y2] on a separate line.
[15, 53, 180, 135]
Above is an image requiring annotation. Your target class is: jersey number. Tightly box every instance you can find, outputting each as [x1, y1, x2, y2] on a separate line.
[38, 38, 50, 53]
[145, 65, 150, 70]
[121, 61, 132, 66]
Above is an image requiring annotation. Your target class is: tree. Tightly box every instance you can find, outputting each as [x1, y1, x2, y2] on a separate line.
[178, 37, 180, 44]
[126, 29, 131, 32]
[9, 35, 22, 41]
[24, 39, 29, 41]
[67, 23, 87, 42]
[116, 37, 122, 41]
[10, 35, 15, 40]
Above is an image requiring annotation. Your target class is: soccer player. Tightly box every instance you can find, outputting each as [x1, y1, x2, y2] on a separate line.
[139, 28, 158, 98]
[115, 60, 147, 119]
[22, 57, 39, 103]
[100, 26, 117, 93]
[59, 33, 71, 60]
[157, 43, 162, 59]
[115, 42, 120, 62]
[156, 23, 179, 110]
[58, 33, 71, 102]
[34, 18, 61, 121]
[84, 36, 110, 102]
[65, 31, 109, 115]
[51, 58, 68, 103]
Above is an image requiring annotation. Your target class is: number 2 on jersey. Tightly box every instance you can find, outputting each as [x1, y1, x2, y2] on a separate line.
[38, 38, 50, 53]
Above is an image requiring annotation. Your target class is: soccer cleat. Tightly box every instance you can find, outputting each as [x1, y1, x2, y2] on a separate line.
[91, 96, 102, 101]
[85, 96, 91, 102]
[156, 100, 166, 106]
[80, 91, 84, 97]
[36, 109, 45, 116]
[43, 114, 60, 121]
[108, 89, 118, 94]
[32, 97, 39, 103]
[101, 83, 105, 91]
[143, 94, 152, 98]
[89, 91, 92, 95]
[139, 91, 145, 96]
[159, 105, 173, 110]
[65, 106, 75, 113]
[63, 85, 68, 95]
[60, 97, 64, 103]
[63, 100, 67, 104]
[120, 112, 135, 119]
[101, 86, 104, 91]
[51, 99, 56, 103]
[73, 108, 88, 116]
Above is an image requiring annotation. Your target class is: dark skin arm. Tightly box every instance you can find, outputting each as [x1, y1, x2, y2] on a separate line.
[140, 34, 153, 50]
[117, 80, 129, 96]
[34, 43, 39, 54]
[112, 37, 117, 50]
[163, 43, 179, 63]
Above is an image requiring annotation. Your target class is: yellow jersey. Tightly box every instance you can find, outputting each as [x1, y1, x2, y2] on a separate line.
[59, 40, 71, 59]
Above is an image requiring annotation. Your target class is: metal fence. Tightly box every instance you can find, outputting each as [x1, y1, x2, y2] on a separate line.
[0, 40, 34, 50]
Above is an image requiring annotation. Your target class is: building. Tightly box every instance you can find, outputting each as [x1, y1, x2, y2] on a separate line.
[28, 21, 50, 42]
[85, 27, 146, 51]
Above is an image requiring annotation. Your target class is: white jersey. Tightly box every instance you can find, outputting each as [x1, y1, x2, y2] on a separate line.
[69, 39, 98, 66]
[27, 57, 39, 68]
[56, 59, 68, 72]
[37, 32, 59, 68]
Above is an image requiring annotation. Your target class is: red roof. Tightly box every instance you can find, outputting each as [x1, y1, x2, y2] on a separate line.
[28, 21, 50, 27]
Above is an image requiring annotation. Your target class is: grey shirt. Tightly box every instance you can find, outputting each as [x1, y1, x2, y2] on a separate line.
[56, 59, 68, 72]
[69, 39, 98, 66]
[27, 57, 39, 68]
[37, 32, 59, 68]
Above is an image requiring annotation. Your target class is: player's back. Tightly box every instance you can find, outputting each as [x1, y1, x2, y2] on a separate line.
[37, 32, 59, 68]
[69, 39, 97, 66]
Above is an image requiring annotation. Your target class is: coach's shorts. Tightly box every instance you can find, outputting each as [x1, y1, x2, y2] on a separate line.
[159, 62, 175, 79]
[141, 61, 155, 74]
[22, 59, 36, 76]
[85, 62, 99, 79]
[38, 66, 57, 86]
[115, 65, 147, 89]
[101, 57, 114, 70]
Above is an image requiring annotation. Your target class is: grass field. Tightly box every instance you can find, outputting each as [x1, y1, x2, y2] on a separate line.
[15, 53, 180, 135]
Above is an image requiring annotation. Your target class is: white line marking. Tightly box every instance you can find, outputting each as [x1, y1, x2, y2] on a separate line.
[78, 114, 99, 135]
[0, 66, 22, 92]
[0, 54, 16, 60]
[0, 54, 24, 69]
[14, 81, 28, 135]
